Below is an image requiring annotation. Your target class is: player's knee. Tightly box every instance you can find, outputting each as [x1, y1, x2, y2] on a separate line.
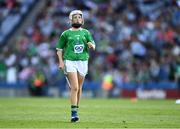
[71, 86, 78, 92]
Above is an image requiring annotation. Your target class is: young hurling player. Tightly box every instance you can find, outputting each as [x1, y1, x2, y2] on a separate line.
[56, 10, 95, 122]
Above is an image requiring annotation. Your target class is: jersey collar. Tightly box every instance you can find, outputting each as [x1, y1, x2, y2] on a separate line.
[69, 28, 82, 31]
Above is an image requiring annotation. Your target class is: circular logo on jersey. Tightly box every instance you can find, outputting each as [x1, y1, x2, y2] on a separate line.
[75, 46, 83, 51]
[74, 44, 84, 53]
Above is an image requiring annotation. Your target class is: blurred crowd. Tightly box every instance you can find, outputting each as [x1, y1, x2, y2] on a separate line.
[0, 0, 180, 95]
[0, 0, 35, 44]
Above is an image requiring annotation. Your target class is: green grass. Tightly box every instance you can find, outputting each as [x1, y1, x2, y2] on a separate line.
[0, 98, 180, 128]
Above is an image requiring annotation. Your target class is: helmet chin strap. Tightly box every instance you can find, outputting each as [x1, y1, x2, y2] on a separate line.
[72, 23, 82, 28]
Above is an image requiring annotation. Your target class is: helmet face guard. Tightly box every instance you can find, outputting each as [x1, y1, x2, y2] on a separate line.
[69, 10, 84, 28]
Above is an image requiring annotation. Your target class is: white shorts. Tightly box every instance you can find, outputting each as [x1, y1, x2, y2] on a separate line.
[64, 60, 88, 77]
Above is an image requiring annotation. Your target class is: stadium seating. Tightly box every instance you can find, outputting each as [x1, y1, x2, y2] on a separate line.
[0, 0, 180, 97]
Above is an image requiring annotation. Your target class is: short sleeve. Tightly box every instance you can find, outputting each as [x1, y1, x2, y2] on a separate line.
[56, 32, 66, 50]
[86, 30, 95, 45]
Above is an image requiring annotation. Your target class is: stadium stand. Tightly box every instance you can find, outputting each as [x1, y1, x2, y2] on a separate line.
[0, 0, 180, 97]
[0, 0, 37, 46]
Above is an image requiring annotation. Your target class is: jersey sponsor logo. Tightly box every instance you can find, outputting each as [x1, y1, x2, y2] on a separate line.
[74, 44, 84, 53]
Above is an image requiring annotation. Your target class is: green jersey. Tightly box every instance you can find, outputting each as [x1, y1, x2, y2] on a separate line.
[56, 28, 95, 61]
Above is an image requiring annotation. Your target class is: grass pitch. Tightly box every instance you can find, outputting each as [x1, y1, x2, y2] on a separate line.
[0, 98, 180, 128]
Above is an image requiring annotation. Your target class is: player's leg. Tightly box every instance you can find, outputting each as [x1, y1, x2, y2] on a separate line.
[67, 72, 78, 105]
[66, 72, 79, 122]
[77, 73, 85, 106]
[76, 60, 88, 119]
[64, 60, 79, 122]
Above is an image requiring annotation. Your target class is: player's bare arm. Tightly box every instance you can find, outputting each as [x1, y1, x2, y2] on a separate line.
[56, 49, 64, 70]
